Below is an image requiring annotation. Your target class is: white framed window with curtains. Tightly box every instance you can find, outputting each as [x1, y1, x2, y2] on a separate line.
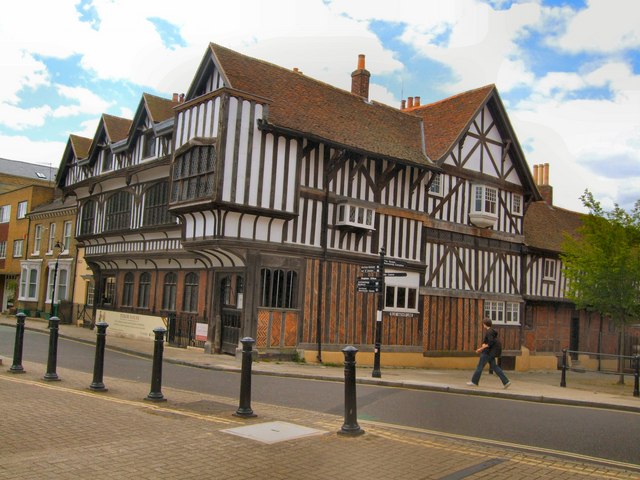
[17, 201, 27, 219]
[0, 241, 6, 259]
[484, 300, 521, 326]
[46, 259, 72, 305]
[13, 239, 24, 257]
[47, 223, 56, 254]
[19, 261, 41, 301]
[383, 271, 420, 312]
[0, 205, 11, 223]
[62, 221, 72, 253]
[33, 224, 43, 254]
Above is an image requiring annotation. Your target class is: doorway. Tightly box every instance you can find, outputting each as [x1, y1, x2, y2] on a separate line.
[219, 273, 244, 355]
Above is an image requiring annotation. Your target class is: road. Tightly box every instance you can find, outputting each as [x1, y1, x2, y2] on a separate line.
[2, 325, 639, 466]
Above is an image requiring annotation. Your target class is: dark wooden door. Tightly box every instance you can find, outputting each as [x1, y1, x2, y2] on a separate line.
[219, 274, 244, 355]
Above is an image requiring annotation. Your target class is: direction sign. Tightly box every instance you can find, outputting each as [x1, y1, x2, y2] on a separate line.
[384, 272, 407, 277]
[360, 265, 379, 274]
[384, 259, 406, 268]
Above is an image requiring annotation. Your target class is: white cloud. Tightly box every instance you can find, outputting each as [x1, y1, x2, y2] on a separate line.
[52, 85, 114, 117]
[0, 134, 65, 165]
[550, 0, 640, 53]
[0, 103, 52, 130]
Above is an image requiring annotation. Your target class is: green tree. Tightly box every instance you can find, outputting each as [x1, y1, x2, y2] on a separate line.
[561, 191, 640, 383]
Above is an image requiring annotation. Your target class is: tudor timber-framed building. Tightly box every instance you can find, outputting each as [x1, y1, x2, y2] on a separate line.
[57, 43, 624, 369]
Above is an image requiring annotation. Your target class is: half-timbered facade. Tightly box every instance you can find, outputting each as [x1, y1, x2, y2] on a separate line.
[56, 43, 624, 369]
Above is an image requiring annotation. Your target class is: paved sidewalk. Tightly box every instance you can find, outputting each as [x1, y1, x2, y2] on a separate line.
[2, 315, 639, 413]
[2, 315, 640, 479]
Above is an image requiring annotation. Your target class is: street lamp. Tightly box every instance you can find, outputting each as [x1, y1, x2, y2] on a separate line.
[50, 241, 62, 316]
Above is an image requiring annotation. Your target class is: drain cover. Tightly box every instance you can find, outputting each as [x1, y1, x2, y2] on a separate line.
[222, 421, 328, 444]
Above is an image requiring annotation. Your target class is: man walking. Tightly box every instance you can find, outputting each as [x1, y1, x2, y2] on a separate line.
[467, 318, 511, 388]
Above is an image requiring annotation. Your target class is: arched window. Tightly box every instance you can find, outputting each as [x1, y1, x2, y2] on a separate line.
[122, 272, 134, 306]
[259, 268, 298, 308]
[138, 272, 151, 309]
[104, 191, 132, 232]
[183, 272, 199, 312]
[80, 200, 96, 236]
[143, 182, 172, 226]
[162, 272, 177, 311]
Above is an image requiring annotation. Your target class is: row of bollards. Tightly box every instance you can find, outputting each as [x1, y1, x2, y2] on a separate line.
[7, 312, 367, 435]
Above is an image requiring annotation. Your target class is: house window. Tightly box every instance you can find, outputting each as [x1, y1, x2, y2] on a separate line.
[183, 272, 199, 312]
[19, 264, 40, 301]
[259, 268, 298, 309]
[86, 280, 95, 306]
[63, 221, 72, 252]
[13, 239, 24, 257]
[102, 276, 116, 305]
[0, 241, 6, 259]
[143, 182, 172, 226]
[336, 203, 375, 230]
[47, 264, 68, 304]
[469, 184, 498, 228]
[512, 194, 522, 216]
[104, 191, 132, 232]
[57, 269, 68, 303]
[383, 271, 419, 312]
[80, 200, 96, 236]
[34, 224, 43, 254]
[428, 174, 442, 196]
[484, 300, 521, 326]
[102, 149, 114, 172]
[142, 131, 156, 159]
[171, 145, 216, 202]
[48, 223, 56, 254]
[162, 272, 177, 311]
[0, 205, 11, 223]
[122, 272, 134, 306]
[138, 272, 151, 308]
[17, 201, 27, 219]
[543, 259, 556, 280]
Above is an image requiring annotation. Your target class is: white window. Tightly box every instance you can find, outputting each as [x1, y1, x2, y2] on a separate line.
[428, 174, 442, 196]
[336, 203, 375, 230]
[543, 259, 556, 280]
[19, 262, 41, 301]
[13, 239, 23, 257]
[383, 271, 419, 312]
[485, 300, 521, 325]
[142, 131, 156, 158]
[0, 241, 6, 259]
[45, 259, 72, 305]
[48, 223, 56, 254]
[469, 184, 498, 228]
[512, 194, 522, 216]
[62, 221, 72, 252]
[0, 205, 10, 223]
[34, 224, 43, 254]
[102, 149, 114, 172]
[17, 201, 27, 219]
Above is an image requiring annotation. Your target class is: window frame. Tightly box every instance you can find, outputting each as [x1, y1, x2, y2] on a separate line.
[47, 223, 56, 254]
[259, 268, 298, 309]
[138, 272, 151, 309]
[512, 193, 523, 216]
[484, 300, 521, 326]
[162, 272, 177, 311]
[0, 241, 6, 259]
[428, 173, 443, 196]
[33, 224, 43, 254]
[13, 239, 24, 258]
[142, 130, 156, 159]
[122, 272, 134, 307]
[18, 262, 41, 301]
[62, 221, 72, 253]
[0, 205, 11, 223]
[171, 145, 217, 203]
[336, 203, 375, 230]
[80, 200, 96, 236]
[143, 181, 172, 226]
[182, 272, 199, 313]
[102, 148, 114, 172]
[383, 271, 419, 313]
[104, 191, 132, 232]
[543, 258, 556, 280]
[17, 201, 27, 219]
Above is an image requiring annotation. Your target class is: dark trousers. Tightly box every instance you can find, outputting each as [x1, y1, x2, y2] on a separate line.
[471, 352, 509, 385]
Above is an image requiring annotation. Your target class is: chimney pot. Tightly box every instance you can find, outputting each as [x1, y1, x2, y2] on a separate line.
[407, 97, 414, 108]
[414, 96, 420, 107]
[543, 162, 550, 185]
[357, 54, 365, 70]
[172, 93, 179, 102]
[401, 99, 406, 110]
[350, 54, 371, 100]
[179, 93, 185, 103]
[533, 164, 540, 185]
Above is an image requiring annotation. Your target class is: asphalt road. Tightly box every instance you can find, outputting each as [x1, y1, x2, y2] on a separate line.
[2, 326, 639, 465]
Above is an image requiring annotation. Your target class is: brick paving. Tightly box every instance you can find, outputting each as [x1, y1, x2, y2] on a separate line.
[1, 360, 639, 480]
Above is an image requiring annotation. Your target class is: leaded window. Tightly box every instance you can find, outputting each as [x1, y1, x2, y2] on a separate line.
[104, 191, 132, 232]
[138, 272, 151, 309]
[171, 146, 216, 202]
[122, 272, 134, 306]
[143, 182, 172, 226]
[162, 272, 177, 311]
[259, 268, 297, 309]
[80, 201, 96, 236]
[142, 131, 156, 159]
[183, 272, 199, 312]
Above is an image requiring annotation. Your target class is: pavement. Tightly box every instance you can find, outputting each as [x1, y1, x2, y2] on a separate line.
[1, 315, 640, 479]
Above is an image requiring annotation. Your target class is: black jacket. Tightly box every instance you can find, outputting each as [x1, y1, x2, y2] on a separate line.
[483, 328, 502, 358]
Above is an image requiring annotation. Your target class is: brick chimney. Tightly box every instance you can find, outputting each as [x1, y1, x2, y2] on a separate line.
[351, 54, 370, 100]
[533, 163, 553, 205]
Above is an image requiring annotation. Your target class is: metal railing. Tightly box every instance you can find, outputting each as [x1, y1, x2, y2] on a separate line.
[559, 348, 639, 397]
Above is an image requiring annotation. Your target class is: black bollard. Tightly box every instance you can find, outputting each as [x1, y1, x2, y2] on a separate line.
[9, 312, 27, 373]
[90, 322, 109, 392]
[44, 316, 61, 381]
[560, 348, 567, 388]
[633, 355, 639, 398]
[146, 328, 167, 402]
[234, 337, 257, 418]
[338, 345, 364, 436]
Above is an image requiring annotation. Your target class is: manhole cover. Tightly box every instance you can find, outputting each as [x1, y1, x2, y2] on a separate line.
[222, 421, 328, 444]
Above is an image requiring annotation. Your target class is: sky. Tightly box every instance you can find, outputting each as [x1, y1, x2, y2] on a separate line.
[1, 0, 639, 213]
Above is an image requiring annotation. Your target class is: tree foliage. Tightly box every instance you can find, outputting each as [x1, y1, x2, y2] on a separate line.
[561, 191, 640, 326]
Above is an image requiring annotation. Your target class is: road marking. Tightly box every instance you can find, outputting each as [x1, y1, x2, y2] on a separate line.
[0, 374, 242, 426]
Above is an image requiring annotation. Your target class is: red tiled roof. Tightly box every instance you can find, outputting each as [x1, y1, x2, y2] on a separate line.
[102, 114, 132, 143]
[69, 134, 92, 160]
[210, 43, 432, 167]
[408, 85, 495, 161]
[524, 201, 584, 252]
[143, 93, 178, 123]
